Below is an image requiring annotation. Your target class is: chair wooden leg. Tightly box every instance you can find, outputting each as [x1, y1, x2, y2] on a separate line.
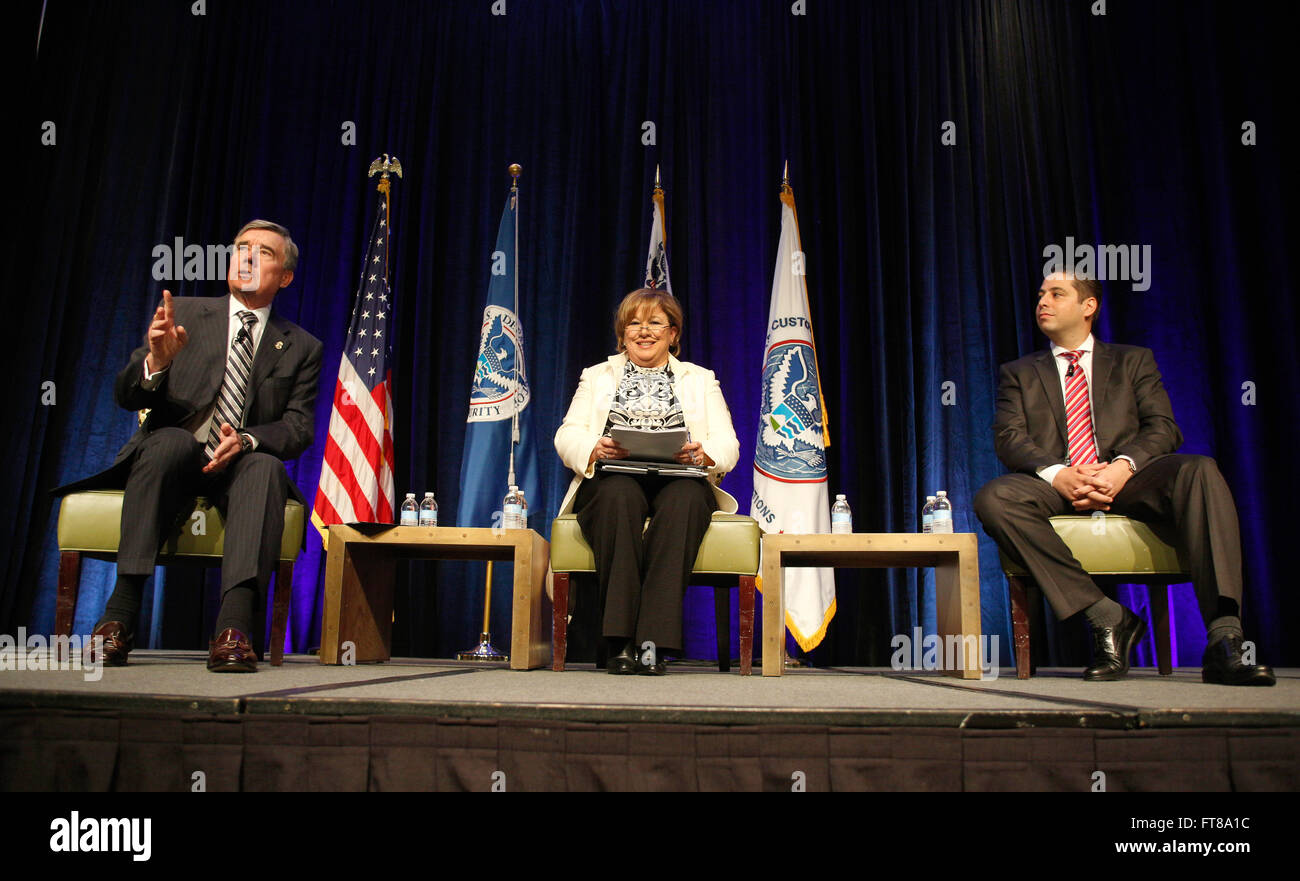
[270, 561, 293, 667]
[714, 587, 730, 672]
[738, 575, 755, 676]
[1008, 575, 1031, 680]
[1150, 582, 1172, 675]
[552, 572, 569, 671]
[56, 552, 82, 663]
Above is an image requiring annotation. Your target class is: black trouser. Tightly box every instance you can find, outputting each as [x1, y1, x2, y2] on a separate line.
[574, 472, 717, 655]
[116, 427, 289, 598]
[974, 453, 1242, 626]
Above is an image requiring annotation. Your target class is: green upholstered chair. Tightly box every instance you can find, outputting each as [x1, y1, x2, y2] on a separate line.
[998, 514, 1190, 680]
[549, 512, 762, 674]
[55, 490, 305, 665]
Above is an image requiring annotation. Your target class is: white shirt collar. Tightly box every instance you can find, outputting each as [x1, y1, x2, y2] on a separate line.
[1050, 333, 1094, 359]
[229, 295, 271, 328]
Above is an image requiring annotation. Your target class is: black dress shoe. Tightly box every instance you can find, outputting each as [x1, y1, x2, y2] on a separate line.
[1084, 608, 1146, 681]
[606, 640, 638, 675]
[635, 643, 668, 675]
[638, 658, 668, 676]
[1202, 634, 1276, 686]
[85, 621, 132, 667]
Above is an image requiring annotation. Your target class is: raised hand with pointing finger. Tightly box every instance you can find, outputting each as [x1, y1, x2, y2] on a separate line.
[146, 289, 189, 372]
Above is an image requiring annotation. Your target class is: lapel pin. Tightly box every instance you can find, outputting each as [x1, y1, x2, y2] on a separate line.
[275, 341, 284, 350]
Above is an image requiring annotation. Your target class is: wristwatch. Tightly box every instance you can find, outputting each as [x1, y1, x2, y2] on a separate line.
[239, 433, 254, 453]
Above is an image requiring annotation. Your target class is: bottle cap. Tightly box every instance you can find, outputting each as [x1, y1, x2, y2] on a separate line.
[937, 490, 947, 496]
[509, 485, 519, 492]
[926, 495, 936, 501]
[424, 492, 434, 498]
[405, 493, 415, 499]
[835, 494, 846, 500]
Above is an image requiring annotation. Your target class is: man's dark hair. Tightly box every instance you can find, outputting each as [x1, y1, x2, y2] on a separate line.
[1072, 276, 1102, 324]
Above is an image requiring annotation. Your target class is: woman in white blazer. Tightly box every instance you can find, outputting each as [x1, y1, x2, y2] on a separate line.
[554, 289, 739, 674]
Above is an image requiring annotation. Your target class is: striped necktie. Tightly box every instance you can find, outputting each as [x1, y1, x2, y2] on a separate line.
[1061, 349, 1098, 466]
[206, 310, 258, 455]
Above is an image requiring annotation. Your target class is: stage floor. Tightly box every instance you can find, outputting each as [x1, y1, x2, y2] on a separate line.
[3, 651, 1298, 729]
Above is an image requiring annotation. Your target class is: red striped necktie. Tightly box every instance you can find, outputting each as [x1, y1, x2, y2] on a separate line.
[1061, 350, 1098, 466]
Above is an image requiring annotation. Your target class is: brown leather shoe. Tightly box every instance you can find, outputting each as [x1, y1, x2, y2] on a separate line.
[85, 621, 132, 667]
[207, 628, 258, 673]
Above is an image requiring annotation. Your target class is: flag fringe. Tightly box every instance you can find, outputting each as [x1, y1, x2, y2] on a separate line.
[753, 576, 837, 653]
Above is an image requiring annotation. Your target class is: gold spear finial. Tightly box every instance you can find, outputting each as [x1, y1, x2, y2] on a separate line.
[508, 163, 521, 191]
[782, 159, 791, 193]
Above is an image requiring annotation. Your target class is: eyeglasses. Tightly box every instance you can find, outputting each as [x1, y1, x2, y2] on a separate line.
[625, 320, 673, 336]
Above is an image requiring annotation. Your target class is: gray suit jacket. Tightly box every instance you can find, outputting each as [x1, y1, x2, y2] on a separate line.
[55, 294, 324, 501]
[992, 341, 1183, 475]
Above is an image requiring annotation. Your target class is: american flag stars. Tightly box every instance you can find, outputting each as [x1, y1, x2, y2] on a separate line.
[348, 240, 390, 379]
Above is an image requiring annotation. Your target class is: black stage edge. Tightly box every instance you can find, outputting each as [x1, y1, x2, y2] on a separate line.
[2, 653, 1298, 792]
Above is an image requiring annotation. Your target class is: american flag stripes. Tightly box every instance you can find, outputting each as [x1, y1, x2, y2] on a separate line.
[312, 199, 397, 537]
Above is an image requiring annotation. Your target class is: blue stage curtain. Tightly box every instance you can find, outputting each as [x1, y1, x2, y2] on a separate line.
[10, 0, 1294, 667]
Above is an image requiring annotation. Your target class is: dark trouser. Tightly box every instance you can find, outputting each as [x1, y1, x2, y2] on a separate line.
[973, 453, 1242, 626]
[116, 427, 288, 607]
[574, 473, 717, 655]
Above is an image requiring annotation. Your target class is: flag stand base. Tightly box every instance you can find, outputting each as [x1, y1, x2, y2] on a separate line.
[458, 633, 508, 662]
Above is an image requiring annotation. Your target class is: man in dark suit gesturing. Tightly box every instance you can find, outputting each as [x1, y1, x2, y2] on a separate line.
[61, 220, 323, 672]
[974, 273, 1273, 685]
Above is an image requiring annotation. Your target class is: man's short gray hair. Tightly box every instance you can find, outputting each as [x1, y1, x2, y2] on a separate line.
[234, 219, 299, 272]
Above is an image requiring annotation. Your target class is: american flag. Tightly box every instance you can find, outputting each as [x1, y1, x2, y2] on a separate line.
[312, 198, 397, 536]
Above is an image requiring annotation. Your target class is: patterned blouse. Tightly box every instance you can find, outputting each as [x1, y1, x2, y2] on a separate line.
[604, 361, 685, 433]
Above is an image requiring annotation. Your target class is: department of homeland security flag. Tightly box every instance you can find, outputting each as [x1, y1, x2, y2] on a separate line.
[751, 180, 836, 651]
[313, 198, 397, 540]
[457, 185, 542, 534]
[644, 170, 671, 291]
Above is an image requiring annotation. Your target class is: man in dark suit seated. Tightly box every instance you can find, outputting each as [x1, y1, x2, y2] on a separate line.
[974, 272, 1273, 685]
[57, 220, 323, 672]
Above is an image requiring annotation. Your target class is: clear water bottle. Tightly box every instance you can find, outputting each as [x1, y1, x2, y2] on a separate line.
[922, 495, 936, 533]
[419, 491, 438, 527]
[931, 490, 953, 534]
[400, 492, 418, 526]
[503, 485, 524, 530]
[517, 489, 529, 531]
[831, 494, 853, 534]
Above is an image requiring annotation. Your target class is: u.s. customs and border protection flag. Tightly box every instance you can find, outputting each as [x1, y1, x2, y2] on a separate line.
[457, 177, 542, 539]
[313, 190, 397, 542]
[751, 176, 836, 651]
[644, 166, 671, 291]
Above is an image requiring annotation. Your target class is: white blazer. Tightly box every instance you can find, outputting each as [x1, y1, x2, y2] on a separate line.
[554, 353, 741, 516]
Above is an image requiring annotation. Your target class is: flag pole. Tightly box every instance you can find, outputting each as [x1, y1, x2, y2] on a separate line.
[781, 160, 823, 669]
[653, 164, 665, 240]
[507, 163, 522, 487]
[458, 164, 521, 664]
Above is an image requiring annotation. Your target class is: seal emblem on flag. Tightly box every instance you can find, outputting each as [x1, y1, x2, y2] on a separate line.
[468, 304, 529, 422]
[755, 341, 826, 480]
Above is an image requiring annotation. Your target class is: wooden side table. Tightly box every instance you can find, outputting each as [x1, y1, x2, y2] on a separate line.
[761, 532, 983, 678]
[319, 524, 550, 670]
